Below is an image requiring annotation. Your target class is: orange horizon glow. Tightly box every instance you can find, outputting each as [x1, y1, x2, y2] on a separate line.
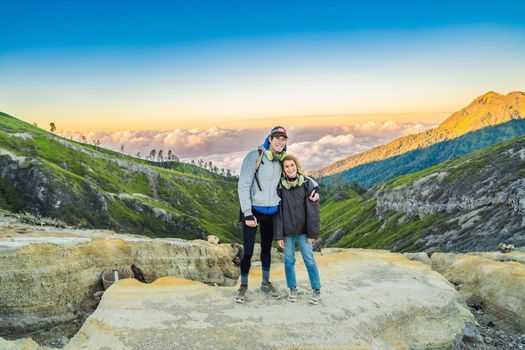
[17, 111, 450, 132]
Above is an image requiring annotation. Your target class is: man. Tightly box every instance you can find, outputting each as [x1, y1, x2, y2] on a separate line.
[235, 126, 319, 303]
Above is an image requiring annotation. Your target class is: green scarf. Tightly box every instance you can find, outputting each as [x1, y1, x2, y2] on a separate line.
[281, 174, 305, 190]
[264, 149, 287, 162]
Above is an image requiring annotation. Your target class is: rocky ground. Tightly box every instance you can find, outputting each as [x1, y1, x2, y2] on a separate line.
[26, 301, 525, 350]
[405, 251, 525, 349]
[468, 304, 525, 350]
[64, 249, 479, 349]
[0, 211, 239, 348]
[1, 212, 524, 349]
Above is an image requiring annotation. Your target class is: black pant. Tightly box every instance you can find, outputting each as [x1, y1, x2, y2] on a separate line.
[240, 211, 275, 276]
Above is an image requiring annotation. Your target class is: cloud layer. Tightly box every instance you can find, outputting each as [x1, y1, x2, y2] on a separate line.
[59, 121, 433, 174]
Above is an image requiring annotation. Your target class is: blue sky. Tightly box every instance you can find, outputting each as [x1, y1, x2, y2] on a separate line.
[1, 0, 524, 132]
[2, 0, 525, 51]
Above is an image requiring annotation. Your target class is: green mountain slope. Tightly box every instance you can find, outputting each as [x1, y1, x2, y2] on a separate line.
[323, 119, 525, 188]
[317, 134, 525, 252]
[0, 112, 239, 241]
[312, 91, 525, 184]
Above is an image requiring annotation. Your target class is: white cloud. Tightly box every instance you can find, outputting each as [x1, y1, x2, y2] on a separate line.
[59, 127, 264, 158]
[182, 151, 247, 176]
[59, 121, 434, 174]
[344, 120, 429, 136]
[282, 121, 433, 171]
[287, 134, 365, 171]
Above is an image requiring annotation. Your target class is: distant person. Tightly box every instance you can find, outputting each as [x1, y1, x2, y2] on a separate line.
[235, 126, 319, 303]
[273, 154, 322, 305]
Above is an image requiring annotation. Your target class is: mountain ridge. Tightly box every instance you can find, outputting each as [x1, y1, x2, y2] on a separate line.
[311, 91, 525, 179]
[317, 133, 525, 252]
[0, 111, 239, 241]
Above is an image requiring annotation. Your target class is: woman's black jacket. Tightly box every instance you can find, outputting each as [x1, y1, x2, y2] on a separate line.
[273, 177, 320, 240]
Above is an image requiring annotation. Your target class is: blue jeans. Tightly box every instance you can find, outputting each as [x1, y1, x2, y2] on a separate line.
[283, 234, 321, 290]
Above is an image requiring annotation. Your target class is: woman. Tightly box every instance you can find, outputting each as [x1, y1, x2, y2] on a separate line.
[273, 154, 322, 304]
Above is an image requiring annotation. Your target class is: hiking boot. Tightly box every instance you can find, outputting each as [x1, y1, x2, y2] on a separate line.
[287, 288, 298, 302]
[234, 285, 247, 304]
[308, 289, 321, 305]
[260, 281, 281, 300]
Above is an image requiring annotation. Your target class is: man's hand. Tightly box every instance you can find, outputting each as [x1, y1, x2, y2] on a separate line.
[309, 190, 320, 202]
[307, 238, 315, 244]
[245, 215, 257, 227]
[277, 240, 285, 249]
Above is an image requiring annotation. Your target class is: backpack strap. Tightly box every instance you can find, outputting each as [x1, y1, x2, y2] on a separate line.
[254, 148, 264, 191]
[255, 148, 264, 169]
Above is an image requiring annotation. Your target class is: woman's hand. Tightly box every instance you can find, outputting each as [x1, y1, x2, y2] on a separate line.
[309, 190, 320, 202]
[307, 238, 315, 244]
[277, 240, 285, 249]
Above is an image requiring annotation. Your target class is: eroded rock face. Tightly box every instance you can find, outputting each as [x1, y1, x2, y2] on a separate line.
[372, 138, 525, 252]
[466, 251, 525, 264]
[0, 336, 51, 350]
[66, 249, 479, 350]
[375, 175, 525, 221]
[0, 227, 239, 339]
[431, 252, 525, 332]
[403, 252, 432, 266]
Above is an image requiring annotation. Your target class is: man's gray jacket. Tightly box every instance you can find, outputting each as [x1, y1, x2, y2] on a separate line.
[238, 149, 282, 217]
